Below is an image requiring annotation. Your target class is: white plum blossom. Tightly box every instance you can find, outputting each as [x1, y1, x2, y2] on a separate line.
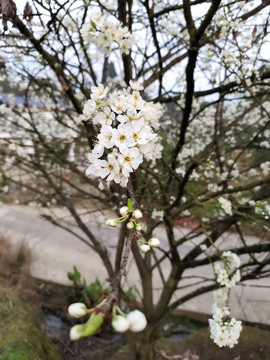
[92, 143, 104, 158]
[200, 244, 207, 251]
[212, 303, 230, 321]
[85, 153, 104, 176]
[118, 147, 143, 176]
[80, 10, 136, 54]
[119, 206, 129, 216]
[97, 125, 114, 149]
[83, 82, 163, 187]
[99, 155, 120, 182]
[151, 209, 164, 219]
[130, 80, 144, 91]
[91, 84, 108, 100]
[112, 123, 133, 153]
[93, 107, 115, 126]
[214, 252, 241, 288]
[133, 209, 143, 219]
[223, 251, 241, 269]
[260, 161, 270, 176]
[83, 99, 96, 118]
[209, 304, 242, 348]
[111, 96, 127, 114]
[213, 289, 228, 304]
[218, 197, 233, 216]
[130, 121, 157, 147]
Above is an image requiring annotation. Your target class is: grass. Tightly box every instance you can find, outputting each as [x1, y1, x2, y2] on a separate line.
[0, 283, 60, 360]
[0, 235, 60, 360]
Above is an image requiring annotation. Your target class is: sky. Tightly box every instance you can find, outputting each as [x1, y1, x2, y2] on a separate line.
[10, 0, 269, 97]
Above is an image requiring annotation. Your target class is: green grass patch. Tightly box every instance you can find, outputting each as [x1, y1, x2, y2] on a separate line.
[165, 313, 207, 331]
[0, 283, 60, 360]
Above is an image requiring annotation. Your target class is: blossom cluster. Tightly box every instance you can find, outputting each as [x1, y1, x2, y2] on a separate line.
[249, 200, 270, 221]
[209, 302, 242, 348]
[106, 200, 161, 253]
[81, 81, 163, 187]
[68, 302, 147, 340]
[106, 202, 143, 229]
[218, 197, 233, 216]
[209, 252, 242, 348]
[80, 10, 136, 54]
[214, 251, 241, 288]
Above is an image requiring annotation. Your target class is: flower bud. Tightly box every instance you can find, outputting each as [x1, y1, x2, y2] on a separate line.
[127, 221, 134, 229]
[133, 209, 143, 219]
[120, 206, 129, 216]
[135, 223, 142, 231]
[112, 315, 129, 333]
[127, 310, 147, 332]
[70, 312, 104, 340]
[106, 218, 118, 227]
[68, 303, 88, 318]
[148, 238, 160, 248]
[140, 244, 150, 253]
[70, 324, 85, 341]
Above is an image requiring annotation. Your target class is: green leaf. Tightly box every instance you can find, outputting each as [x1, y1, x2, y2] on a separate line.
[91, 20, 97, 30]
[67, 272, 74, 282]
[127, 198, 133, 210]
[73, 266, 81, 283]
[68, 265, 81, 284]
[86, 278, 110, 304]
[123, 286, 136, 302]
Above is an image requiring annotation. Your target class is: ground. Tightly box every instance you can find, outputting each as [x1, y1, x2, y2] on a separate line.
[1, 234, 270, 360]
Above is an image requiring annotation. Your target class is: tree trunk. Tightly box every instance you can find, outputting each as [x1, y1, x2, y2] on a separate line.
[138, 324, 158, 360]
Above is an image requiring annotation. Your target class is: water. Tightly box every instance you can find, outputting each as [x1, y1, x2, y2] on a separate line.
[41, 314, 63, 339]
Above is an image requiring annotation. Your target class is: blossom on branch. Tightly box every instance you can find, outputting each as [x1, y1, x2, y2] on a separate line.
[82, 82, 163, 187]
[80, 10, 136, 54]
[209, 304, 242, 348]
[214, 250, 241, 289]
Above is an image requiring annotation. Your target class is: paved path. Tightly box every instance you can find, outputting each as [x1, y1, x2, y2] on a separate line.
[0, 204, 270, 325]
